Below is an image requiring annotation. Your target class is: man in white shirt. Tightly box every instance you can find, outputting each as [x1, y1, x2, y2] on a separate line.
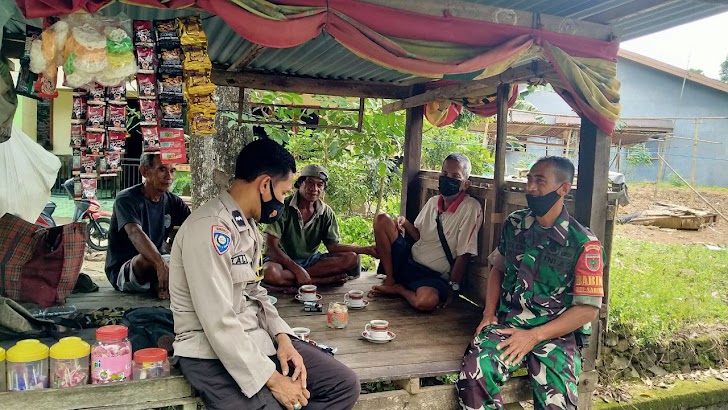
[370, 153, 483, 312]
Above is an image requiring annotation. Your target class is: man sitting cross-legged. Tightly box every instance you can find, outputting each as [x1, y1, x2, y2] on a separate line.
[263, 164, 377, 287]
[370, 153, 483, 312]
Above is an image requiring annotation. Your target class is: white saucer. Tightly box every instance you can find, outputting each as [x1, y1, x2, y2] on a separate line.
[345, 300, 369, 309]
[362, 330, 396, 343]
[268, 296, 278, 305]
[295, 294, 323, 302]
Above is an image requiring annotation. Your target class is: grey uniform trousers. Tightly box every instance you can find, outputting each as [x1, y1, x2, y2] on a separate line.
[177, 339, 360, 410]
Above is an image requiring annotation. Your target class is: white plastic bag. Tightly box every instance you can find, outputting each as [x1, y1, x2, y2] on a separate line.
[0, 126, 61, 222]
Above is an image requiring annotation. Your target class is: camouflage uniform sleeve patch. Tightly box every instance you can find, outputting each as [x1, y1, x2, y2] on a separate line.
[573, 240, 604, 297]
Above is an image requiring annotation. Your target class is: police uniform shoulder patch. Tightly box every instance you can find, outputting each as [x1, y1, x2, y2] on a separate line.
[573, 240, 604, 297]
[212, 225, 232, 255]
[231, 210, 246, 227]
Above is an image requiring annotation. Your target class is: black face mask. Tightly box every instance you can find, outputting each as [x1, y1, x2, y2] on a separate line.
[439, 176, 462, 197]
[525, 187, 562, 217]
[259, 181, 284, 224]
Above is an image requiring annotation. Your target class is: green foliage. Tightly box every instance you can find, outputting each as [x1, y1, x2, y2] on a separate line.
[609, 238, 728, 346]
[338, 216, 376, 270]
[422, 124, 494, 177]
[171, 172, 191, 196]
[625, 143, 653, 167]
[688, 68, 705, 75]
[667, 172, 687, 187]
[512, 152, 538, 170]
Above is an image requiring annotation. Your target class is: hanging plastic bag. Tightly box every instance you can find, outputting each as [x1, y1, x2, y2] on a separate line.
[0, 126, 61, 223]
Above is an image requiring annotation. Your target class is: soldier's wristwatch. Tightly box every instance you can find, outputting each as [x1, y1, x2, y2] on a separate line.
[449, 281, 460, 292]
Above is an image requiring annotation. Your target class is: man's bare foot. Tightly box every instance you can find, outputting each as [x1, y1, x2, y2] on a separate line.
[370, 284, 404, 298]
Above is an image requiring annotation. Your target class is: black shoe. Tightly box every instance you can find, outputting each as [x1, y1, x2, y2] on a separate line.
[346, 255, 362, 280]
[72, 273, 99, 294]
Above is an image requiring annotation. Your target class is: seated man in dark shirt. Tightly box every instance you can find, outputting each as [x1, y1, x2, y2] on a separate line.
[105, 153, 190, 299]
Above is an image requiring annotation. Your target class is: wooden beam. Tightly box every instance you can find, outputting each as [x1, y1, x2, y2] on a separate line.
[228, 43, 266, 72]
[381, 64, 543, 114]
[211, 69, 412, 99]
[401, 86, 425, 222]
[493, 83, 510, 214]
[575, 115, 610, 376]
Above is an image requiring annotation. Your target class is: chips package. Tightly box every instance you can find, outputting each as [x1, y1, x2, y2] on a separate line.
[188, 108, 217, 136]
[72, 148, 82, 173]
[158, 74, 184, 102]
[136, 73, 156, 98]
[107, 129, 126, 152]
[72, 95, 87, 121]
[104, 150, 122, 173]
[85, 131, 105, 155]
[80, 150, 97, 175]
[182, 47, 211, 72]
[154, 19, 180, 49]
[107, 104, 126, 129]
[139, 98, 158, 125]
[136, 46, 156, 72]
[86, 82, 106, 105]
[158, 47, 183, 75]
[160, 102, 184, 128]
[86, 105, 106, 129]
[81, 177, 98, 199]
[107, 84, 127, 104]
[73, 177, 83, 198]
[184, 73, 215, 97]
[70, 124, 85, 148]
[142, 126, 160, 152]
[178, 16, 207, 47]
[133, 20, 155, 48]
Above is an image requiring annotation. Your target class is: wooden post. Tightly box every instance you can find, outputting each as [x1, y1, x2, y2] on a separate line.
[690, 118, 699, 204]
[575, 116, 610, 410]
[400, 85, 425, 222]
[493, 83, 510, 218]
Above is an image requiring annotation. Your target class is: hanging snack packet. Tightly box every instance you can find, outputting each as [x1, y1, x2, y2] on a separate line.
[158, 74, 184, 102]
[136, 73, 156, 98]
[139, 98, 158, 125]
[72, 95, 87, 121]
[160, 102, 184, 128]
[133, 20, 155, 48]
[178, 16, 207, 47]
[188, 107, 217, 136]
[142, 126, 160, 152]
[107, 104, 127, 129]
[158, 47, 183, 75]
[107, 84, 127, 104]
[104, 150, 122, 173]
[86, 82, 106, 105]
[81, 177, 98, 199]
[70, 124, 85, 148]
[154, 19, 180, 49]
[182, 47, 211, 72]
[136, 47, 156, 73]
[80, 150, 97, 175]
[72, 148, 82, 174]
[86, 105, 106, 129]
[184, 73, 215, 97]
[85, 131, 105, 155]
[107, 129, 126, 152]
[15, 26, 43, 99]
[73, 177, 82, 198]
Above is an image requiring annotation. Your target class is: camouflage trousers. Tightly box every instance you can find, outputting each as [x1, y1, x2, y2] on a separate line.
[457, 325, 581, 410]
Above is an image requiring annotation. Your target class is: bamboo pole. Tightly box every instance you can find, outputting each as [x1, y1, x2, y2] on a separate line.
[690, 118, 699, 204]
[657, 154, 728, 223]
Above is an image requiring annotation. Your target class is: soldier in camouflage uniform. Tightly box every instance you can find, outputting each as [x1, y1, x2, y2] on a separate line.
[457, 156, 605, 410]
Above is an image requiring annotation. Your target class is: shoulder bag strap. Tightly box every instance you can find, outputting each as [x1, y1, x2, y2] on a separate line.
[435, 213, 456, 268]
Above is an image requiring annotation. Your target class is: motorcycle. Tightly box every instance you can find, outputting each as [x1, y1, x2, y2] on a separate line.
[35, 179, 112, 251]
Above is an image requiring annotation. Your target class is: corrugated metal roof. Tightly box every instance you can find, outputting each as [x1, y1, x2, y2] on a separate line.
[3, 0, 727, 84]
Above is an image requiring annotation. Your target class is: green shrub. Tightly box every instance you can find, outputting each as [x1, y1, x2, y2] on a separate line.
[171, 172, 191, 196]
[339, 216, 376, 271]
[667, 172, 687, 187]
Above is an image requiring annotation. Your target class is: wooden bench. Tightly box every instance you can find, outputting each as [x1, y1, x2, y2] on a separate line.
[0, 272, 538, 409]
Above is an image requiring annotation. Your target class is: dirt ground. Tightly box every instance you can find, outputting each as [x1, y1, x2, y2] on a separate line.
[615, 184, 728, 247]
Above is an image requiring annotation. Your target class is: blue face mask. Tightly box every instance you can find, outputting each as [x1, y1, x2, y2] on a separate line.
[259, 182, 284, 224]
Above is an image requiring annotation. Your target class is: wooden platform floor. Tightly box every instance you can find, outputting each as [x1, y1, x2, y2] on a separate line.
[8, 272, 482, 384]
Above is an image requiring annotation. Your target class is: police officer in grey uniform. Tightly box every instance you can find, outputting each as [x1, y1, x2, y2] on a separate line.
[169, 139, 360, 410]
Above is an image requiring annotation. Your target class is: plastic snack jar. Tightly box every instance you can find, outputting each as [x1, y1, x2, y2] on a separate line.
[91, 325, 132, 384]
[7, 339, 49, 391]
[327, 302, 348, 329]
[50, 336, 90, 388]
[133, 348, 170, 380]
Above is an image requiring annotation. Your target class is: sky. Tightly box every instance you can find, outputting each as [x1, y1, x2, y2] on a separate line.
[621, 11, 728, 80]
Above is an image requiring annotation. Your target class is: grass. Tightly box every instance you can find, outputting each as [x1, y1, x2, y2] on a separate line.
[609, 237, 728, 345]
[629, 181, 728, 192]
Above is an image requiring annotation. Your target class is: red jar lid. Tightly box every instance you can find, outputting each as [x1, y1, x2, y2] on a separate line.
[134, 348, 168, 363]
[96, 325, 128, 341]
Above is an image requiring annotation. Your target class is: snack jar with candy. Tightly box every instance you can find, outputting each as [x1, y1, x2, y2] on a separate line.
[132, 348, 170, 380]
[327, 302, 348, 329]
[91, 325, 132, 384]
[50, 337, 90, 388]
[7, 339, 49, 391]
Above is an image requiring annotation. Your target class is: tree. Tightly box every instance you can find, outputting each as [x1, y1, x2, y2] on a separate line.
[688, 68, 704, 75]
[721, 55, 728, 83]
